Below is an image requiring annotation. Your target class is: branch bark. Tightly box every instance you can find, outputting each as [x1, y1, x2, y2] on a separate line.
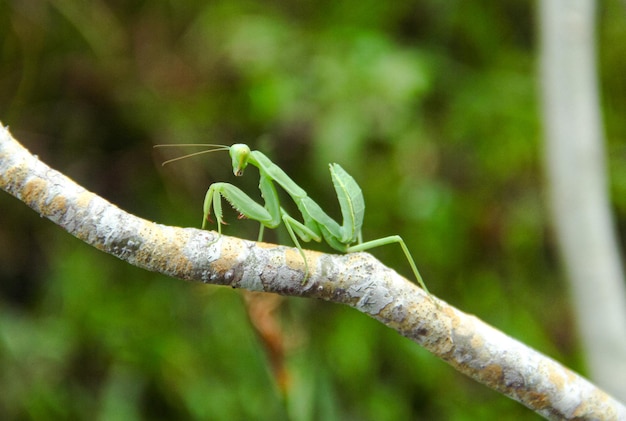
[539, 0, 626, 401]
[1, 124, 625, 420]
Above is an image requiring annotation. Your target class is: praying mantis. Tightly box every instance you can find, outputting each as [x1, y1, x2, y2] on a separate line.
[157, 144, 429, 293]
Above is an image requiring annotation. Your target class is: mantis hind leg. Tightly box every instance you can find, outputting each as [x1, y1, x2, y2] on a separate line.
[347, 235, 429, 294]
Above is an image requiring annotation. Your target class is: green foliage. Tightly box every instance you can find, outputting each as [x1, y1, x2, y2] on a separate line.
[2, 1, 624, 419]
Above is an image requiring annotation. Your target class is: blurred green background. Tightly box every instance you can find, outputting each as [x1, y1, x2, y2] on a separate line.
[1, 1, 625, 419]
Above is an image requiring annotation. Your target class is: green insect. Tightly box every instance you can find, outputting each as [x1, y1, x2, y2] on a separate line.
[157, 144, 428, 293]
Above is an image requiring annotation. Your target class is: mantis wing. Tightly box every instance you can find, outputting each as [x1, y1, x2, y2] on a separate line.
[329, 163, 365, 244]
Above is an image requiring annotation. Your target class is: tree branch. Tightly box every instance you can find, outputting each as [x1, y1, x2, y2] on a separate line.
[1, 124, 624, 420]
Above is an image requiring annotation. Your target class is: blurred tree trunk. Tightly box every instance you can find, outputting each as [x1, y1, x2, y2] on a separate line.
[539, 0, 626, 401]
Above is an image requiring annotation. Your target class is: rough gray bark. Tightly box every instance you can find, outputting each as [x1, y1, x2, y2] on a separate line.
[1, 124, 625, 420]
[539, 0, 626, 402]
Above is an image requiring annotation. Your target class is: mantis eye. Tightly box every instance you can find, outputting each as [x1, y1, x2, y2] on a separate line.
[230, 144, 251, 176]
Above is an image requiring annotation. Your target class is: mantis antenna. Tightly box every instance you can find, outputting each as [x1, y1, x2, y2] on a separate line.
[154, 144, 230, 166]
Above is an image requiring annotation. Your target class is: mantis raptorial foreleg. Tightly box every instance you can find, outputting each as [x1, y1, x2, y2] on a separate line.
[202, 182, 275, 232]
[202, 179, 323, 277]
[156, 143, 430, 294]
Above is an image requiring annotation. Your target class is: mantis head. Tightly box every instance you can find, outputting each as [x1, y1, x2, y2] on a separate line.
[230, 144, 251, 176]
